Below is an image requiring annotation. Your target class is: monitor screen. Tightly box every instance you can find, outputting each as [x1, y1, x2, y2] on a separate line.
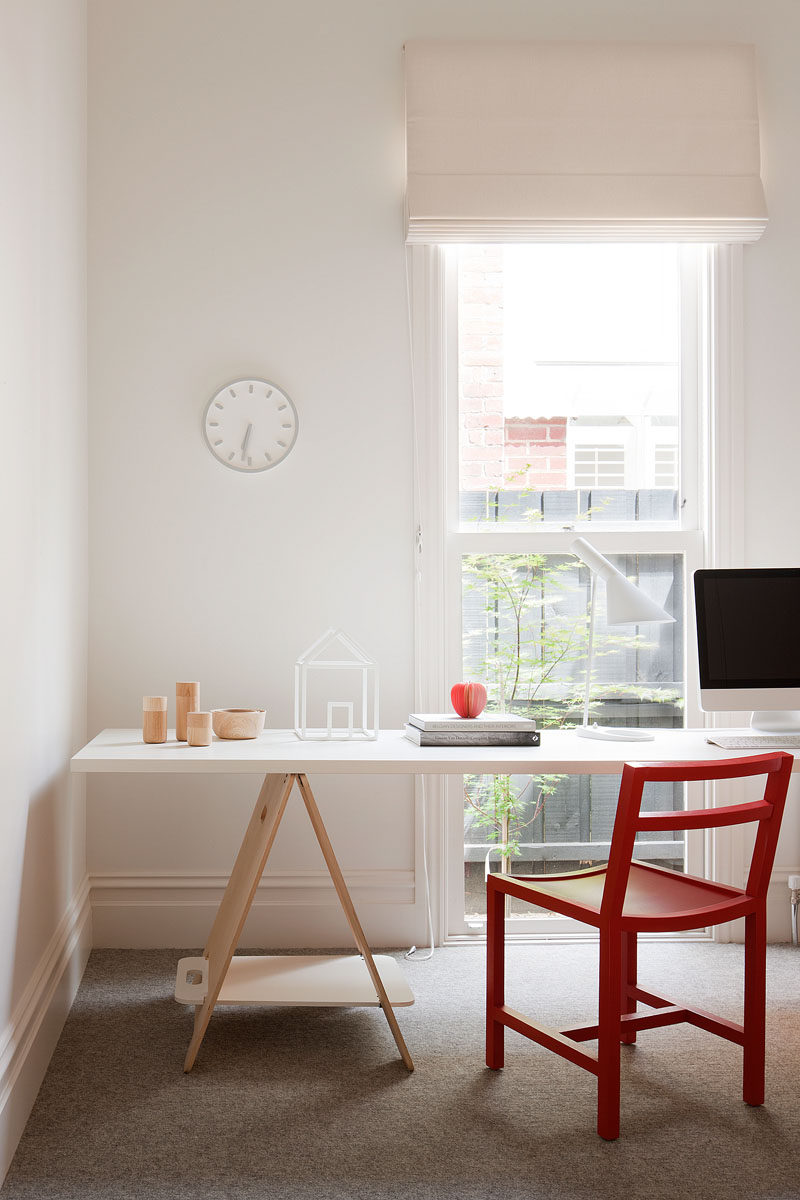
[694, 568, 800, 690]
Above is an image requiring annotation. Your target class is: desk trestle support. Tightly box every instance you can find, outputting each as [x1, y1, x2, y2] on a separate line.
[180, 772, 414, 1073]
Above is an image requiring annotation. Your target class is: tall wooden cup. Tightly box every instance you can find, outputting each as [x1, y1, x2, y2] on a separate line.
[176, 682, 200, 742]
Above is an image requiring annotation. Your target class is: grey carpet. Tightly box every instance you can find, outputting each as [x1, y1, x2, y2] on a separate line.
[3, 943, 800, 1199]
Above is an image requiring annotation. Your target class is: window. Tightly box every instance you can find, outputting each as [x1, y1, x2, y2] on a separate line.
[414, 242, 714, 938]
[572, 443, 627, 488]
[653, 443, 679, 489]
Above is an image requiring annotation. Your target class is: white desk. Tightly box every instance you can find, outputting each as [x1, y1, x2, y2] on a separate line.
[72, 725, 774, 775]
[71, 727, 797, 1072]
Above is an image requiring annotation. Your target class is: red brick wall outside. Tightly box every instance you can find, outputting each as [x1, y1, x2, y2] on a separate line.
[458, 247, 567, 492]
[504, 417, 568, 491]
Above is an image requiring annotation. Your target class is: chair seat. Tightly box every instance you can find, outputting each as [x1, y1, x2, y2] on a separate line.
[502, 861, 749, 929]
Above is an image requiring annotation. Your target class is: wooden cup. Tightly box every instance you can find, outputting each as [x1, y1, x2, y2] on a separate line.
[176, 682, 200, 741]
[143, 696, 168, 744]
[187, 711, 212, 747]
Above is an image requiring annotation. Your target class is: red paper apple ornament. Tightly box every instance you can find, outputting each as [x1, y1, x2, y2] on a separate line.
[451, 681, 488, 719]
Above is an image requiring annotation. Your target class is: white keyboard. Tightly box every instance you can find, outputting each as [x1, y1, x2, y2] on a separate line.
[706, 734, 800, 750]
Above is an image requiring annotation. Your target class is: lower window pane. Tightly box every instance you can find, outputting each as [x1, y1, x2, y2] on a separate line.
[461, 552, 685, 923]
[464, 774, 685, 922]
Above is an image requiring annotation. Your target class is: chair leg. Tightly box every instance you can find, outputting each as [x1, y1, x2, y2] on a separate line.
[620, 931, 637, 1045]
[597, 929, 622, 1140]
[486, 880, 505, 1070]
[743, 908, 766, 1106]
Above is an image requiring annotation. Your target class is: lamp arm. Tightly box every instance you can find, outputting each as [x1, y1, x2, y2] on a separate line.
[582, 571, 598, 729]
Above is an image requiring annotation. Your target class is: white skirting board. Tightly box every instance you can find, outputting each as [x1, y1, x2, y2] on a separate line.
[87, 870, 798, 947]
[89, 869, 422, 949]
[0, 878, 92, 1186]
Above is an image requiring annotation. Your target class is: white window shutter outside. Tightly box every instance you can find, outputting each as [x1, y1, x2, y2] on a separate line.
[404, 41, 767, 243]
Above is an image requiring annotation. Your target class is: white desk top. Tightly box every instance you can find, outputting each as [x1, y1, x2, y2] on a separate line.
[70, 727, 797, 776]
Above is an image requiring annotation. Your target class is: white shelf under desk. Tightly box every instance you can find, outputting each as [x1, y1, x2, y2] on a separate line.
[175, 953, 414, 1007]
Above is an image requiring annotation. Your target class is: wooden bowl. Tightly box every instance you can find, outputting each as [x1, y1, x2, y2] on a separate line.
[211, 709, 266, 739]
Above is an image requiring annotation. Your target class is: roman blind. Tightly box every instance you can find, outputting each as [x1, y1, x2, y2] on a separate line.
[405, 41, 767, 243]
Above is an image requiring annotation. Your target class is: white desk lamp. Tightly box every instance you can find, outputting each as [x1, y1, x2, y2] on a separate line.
[571, 537, 675, 742]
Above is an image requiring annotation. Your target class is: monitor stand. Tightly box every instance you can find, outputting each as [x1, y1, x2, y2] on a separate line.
[750, 710, 800, 734]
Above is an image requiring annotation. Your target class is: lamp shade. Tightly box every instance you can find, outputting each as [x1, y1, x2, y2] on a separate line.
[603, 571, 673, 625]
[571, 537, 674, 625]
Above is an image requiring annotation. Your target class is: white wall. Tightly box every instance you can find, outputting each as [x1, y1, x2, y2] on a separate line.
[0, 0, 90, 1178]
[87, 0, 800, 947]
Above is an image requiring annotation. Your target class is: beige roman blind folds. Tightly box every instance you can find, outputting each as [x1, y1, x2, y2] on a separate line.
[404, 41, 767, 242]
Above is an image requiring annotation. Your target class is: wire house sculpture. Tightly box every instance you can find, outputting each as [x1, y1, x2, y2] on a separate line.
[294, 628, 379, 740]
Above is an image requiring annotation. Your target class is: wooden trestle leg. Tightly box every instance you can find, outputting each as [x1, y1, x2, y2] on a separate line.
[295, 774, 414, 1072]
[183, 772, 294, 1071]
[183, 771, 414, 1074]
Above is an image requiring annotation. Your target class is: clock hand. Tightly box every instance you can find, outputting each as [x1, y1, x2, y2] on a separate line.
[240, 423, 253, 460]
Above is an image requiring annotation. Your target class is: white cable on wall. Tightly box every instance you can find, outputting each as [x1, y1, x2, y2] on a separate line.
[404, 243, 435, 961]
[405, 774, 435, 960]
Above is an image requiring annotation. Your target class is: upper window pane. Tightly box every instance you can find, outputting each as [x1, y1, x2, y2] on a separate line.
[457, 245, 681, 527]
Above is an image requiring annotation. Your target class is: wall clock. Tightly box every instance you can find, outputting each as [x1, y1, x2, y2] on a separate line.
[202, 378, 299, 472]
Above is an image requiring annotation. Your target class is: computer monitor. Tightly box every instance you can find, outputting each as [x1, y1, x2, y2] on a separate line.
[694, 567, 800, 732]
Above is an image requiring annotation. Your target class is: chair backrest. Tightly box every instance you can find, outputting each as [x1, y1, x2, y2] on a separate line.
[600, 752, 794, 922]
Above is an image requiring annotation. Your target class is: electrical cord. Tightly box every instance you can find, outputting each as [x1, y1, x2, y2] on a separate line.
[405, 773, 435, 959]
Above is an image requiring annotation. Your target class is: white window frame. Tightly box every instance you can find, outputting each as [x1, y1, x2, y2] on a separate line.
[410, 242, 743, 944]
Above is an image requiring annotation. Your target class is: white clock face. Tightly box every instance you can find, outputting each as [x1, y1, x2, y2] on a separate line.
[203, 379, 299, 472]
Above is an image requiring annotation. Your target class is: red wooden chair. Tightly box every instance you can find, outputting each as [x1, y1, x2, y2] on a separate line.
[486, 753, 794, 1140]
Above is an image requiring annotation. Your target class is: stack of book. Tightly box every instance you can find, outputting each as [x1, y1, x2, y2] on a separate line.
[403, 713, 540, 747]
